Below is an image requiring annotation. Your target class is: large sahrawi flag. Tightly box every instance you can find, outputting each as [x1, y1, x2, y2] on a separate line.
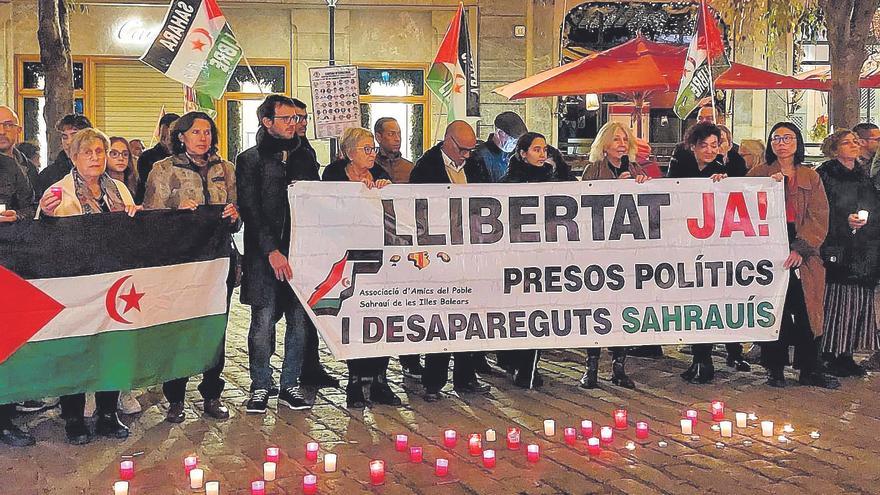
[427, 3, 480, 124]
[141, 0, 243, 99]
[0, 209, 230, 404]
[673, 0, 729, 119]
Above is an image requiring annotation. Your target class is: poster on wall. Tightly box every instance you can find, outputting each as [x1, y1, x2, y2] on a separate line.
[286, 179, 790, 360]
[309, 65, 361, 139]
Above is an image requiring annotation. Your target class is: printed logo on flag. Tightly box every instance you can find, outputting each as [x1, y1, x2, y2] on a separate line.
[307, 250, 384, 316]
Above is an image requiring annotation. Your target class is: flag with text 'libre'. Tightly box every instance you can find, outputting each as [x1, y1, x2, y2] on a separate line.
[673, 0, 730, 119]
[427, 3, 480, 124]
[0, 208, 231, 404]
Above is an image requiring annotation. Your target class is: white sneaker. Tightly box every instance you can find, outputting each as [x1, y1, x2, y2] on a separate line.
[118, 391, 142, 414]
[83, 393, 96, 418]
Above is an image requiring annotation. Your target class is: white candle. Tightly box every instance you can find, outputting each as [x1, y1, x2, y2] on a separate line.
[761, 421, 774, 437]
[735, 412, 747, 428]
[324, 453, 337, 472]
[777, 435, 789, 443]
[858, 209, 869, 221]
[680, 418, 693, 435]
[625, 441, 636, 451]
[719, 420, 733, 438]
[189, 468, 204, 489]
[782, 424, 794, 434]
[747, 413, 758, 421]
[263, 461, 277, 481]
[0, 204, 6, 213]
[205, 481, 220, 495]
[485, 428, 496, 442]
[810, 431, 820, 439]
[543, 419, 556, 436]
[113, 481, 129, 495]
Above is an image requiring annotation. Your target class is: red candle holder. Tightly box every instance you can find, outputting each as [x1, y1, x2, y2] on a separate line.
[506, 427, 521, 450]
[600, 426, 613, 445]
[482, 449, 496, 468]
[580, 420, 593, 438]
[306, 442, 319, 461]
[251, 480, 266, 495]
[711, 401, 725, 422]
[184, 456, 198, 475]
[395, 434, 408, 452]
[435, 458, 449, 476]
[303, 474, 318, 495]
[564, 427, 577, 445]
[613, 409, 628, 430]
[443, 429, 458, 448]
[587, 437, 601, 455]
[369, 460, 385, 486]
[636, 421, 649, 440]
[468, 434, 482, 456]
[526, 444, 540, 463]
[266, 447, 280, 463]
[685, 409, 698, 424]
[119, 460, 134, 481]
[409, 446, 423, 463]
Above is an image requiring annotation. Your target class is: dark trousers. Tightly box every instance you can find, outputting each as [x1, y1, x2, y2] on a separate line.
[587, 346, 627, 358]
[512, 349, 542, 383]
[0, 403, 14, 425]
[60, 392, 119, 420]
[163, 342, 226, 403]
[761, 271, 819, 373]
[422, 353, 475, 392]
[692, 343, 743, 362]
[347, 357, 390, 378]
[300, 318, 323, 378]
[399, 354, 421, 369]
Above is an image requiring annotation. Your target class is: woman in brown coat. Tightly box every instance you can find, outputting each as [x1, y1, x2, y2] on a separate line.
[747, 122, 839, 388]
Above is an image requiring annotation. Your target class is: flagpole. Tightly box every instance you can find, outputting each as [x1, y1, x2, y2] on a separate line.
[701, 0, 718, 122]
[241, 55, 267, 97]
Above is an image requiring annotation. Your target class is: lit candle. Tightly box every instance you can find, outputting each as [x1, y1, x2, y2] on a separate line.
[711, 401, 724, 421]
[263, 461, 276, 481]
[184, 456, 198, 475]
[482, 449, 496, 468]
[580, 420, 593, 438]
[0, 204, 6, 214]
[324, 453, 337, 473]
[395, 434, 408, 452]
[783, 424, 794, 434]
[600, 426, 613, 444]
[747, 413, 758, 421]
[680, 419, 693, 435]
[468, 434, 482, 456]
[507, 427, 521, 450]
[859, 209, 869, 221]
[409, 446, 423, 463]
[444, 429, 457, 448]
[543, 419, 556, 436]
[266, 447, 280, 463]
[119, 460, 134, 481]
[613, 409, 628, 430]
[205, 481, 220, 495]
[306, 442, 319, 461]
[526, 444, 540, 462]
[303, 474, 317, 495]
[719, 420, 733, 438]
[635, 421, 649, 440]
[251, 480, 266, 495]
[189, 468, 204, 489]
[810, 431, 820, 439]
[113, 481, 128, 495]
[735, 412, 748, 428]
[435, 458, 449, 476]
[564, 427, 577, 445]
[587, 437, 601, 455]
[777, 435, 789, 443]
[625, 441, 636, 451]
[369, 460, 385, 486]
[485, 428, 496, 442]
[761, 421, 774, 437]
[685, 409, 698, 424]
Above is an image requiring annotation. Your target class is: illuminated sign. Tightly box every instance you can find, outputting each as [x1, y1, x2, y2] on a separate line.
[115, 19, 160, 46]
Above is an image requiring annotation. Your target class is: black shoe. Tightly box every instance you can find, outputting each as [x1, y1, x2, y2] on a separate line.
[279, 387, 311, 410]
[347, 377, 367, 409]
[532, 370, 544, 387]
[246, 389, 270, 414]
[203, 399, 230, 420]
[680, 362, 699, 382]
[682, 362, 714, 384]
[454, 380, 491, 394]
[611, 357, 636, 389]
[727, 356, 752, 372]
[402, 362, 425, 379]
[629, 345, 664, 358]
[64, 419, 92, 445]
[370, 379, 403, 406]
[424, 391, 442, 402]
[250, 386, 279, 398]
[300, 371, 340, 389]
[16, 400, 49, 413]
[767, 367, 786, 388]
[95, 412, 130, 439]
[799, 371, 840, 389]
[165, 402, 185, 423]
[840, 356, 867, 377]
[580, 356, 599, 389]
[0, 423, 35, 447]
[473, 355, 495, 376]
[513, 371, 533, 389]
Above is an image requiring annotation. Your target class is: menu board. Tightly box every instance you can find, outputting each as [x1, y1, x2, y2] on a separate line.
[309, 65, 361, 139]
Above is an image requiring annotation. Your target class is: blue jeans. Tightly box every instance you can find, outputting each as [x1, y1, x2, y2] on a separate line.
[247, 289, 307, 390]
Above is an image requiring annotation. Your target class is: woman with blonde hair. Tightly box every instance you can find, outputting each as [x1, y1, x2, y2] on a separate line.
[738, 139, 766, 170]
[581, 122, 651, 181]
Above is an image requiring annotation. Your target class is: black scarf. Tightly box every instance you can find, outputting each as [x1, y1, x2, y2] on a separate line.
[256, 127, 300, 156]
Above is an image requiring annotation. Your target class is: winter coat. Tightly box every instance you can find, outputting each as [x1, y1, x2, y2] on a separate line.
[581, 157, 651, 181]
[374, 149, 414, 184]
[321, 158, 391, 183]
[501, 155, 574, 183]
[668, 143, 747, 178]
[143, 153, 237, 209]
[409, 142, 491, 184]
[0, 153, 35, 219]
[35, 151, 73, 198]
[135, 144, 171, 203]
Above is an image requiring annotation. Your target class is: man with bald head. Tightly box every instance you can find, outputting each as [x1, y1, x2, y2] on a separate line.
[0, 106, 37, 196]
[409, 121, 491, 401]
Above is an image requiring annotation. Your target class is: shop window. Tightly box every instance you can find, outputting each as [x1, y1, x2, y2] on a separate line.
[223, 64, 288, 162]
[226, 65, 286, 94]
[21, 62, 85, 91]
[357, 67, 428, 161]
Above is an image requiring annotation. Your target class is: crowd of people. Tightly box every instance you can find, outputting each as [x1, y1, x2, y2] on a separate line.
[0, 97, 878, 448]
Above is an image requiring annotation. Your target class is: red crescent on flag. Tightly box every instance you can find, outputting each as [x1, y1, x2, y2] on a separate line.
[191, 28, 214, 45]
[105, 275, 133, 324]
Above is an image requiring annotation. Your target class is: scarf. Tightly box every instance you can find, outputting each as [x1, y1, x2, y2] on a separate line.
[72, 168, 126, 214]
[256, 127, 300, 156]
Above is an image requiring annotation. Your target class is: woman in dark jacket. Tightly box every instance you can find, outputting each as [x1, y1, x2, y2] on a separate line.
[816, 130, 880, 377]
[501, 132, 574, 388]
[322, 126, 401, 408]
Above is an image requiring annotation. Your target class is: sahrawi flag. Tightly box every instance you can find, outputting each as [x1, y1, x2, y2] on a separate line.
[0, 208, 230, 404]
[307, 250, 383, 316]
[673, 0, 729, 119]
[427, 3, 480, 123]
[141, 0, 243, 99]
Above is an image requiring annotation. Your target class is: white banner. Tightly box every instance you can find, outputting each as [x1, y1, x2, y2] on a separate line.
[289, 179, 789, 360]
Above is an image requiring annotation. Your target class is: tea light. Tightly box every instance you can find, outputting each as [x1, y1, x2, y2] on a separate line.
[719, 420, 733, 438]
[761, 421, 774, 437]
[777, 435, 789, 443]
[263, 461, 277, 481]
[600, 426, 613, 444]
[544, 419, 556, 436]
[782, 424, 794, 434]
[369, 460, 385, 485]
[711, 401, 724, 421]
[306, 442, 319, 461]
[564, 427, 577, 445]
[735, 412, 748, 428]
[507, 427, 521, 450]
[444, 429, 458, 448]
[324, 453, 337, 473]
[810, 431, 821, 439]
[636, 421, 649, 439]
[625, 441, 636, 451]
[0, 204, 6, 214]
[468, 434, 482, 456]
[485, 428, 496, 442]
[303, 474, 317, 495]
[482, 449, 496, 468]
[266, 447, 280, 463]
[526, 444, 540, 462]
[858, 209, 869, 221]
[395, 434, 408, 452]
[680, 419, 693, 435]
[205, 481, 220, 495]
[587, 437, 601, 455]
[113, 481, 129, 495]
[581, 420, 593, 438]
[409, 446, 423, 463]
[710, 424, 720, 432]
[715, 441, 725, 449]
[658, 441, 668, 448]
[613, 409, 628, 429]
[189, 468, 204, 489]
[119, 460, 134, 480]
[251, 480, 266, 495]
[747, 413, 758, 421]
[184, 456, 198, 475]
[743, 440, 753, 446]
[435, 458, 449, 476]
[685, 409, 698, 424]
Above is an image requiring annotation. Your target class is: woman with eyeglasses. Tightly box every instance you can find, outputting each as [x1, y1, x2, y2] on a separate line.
[815, 130, 880, 378]
[747, 122, 839, 388]
[106, 137, 139, 196]
[322, 126, 401, 409]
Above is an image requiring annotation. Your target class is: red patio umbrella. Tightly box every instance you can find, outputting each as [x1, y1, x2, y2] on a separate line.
[793, 66, 880, 90]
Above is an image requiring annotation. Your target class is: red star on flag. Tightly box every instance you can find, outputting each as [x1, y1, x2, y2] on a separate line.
[191, 39, 207, 52]
[119, 285, 145, 314]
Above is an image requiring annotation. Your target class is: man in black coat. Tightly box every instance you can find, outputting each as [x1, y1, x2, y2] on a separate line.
[135, 113, 180, 203]
[236, 95, 318, 414]
[409, 120, 492, 401]
[34, 114, 91, 197]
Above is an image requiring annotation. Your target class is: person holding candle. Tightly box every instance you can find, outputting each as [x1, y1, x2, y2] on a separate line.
[747, 122, 840, 388]
[815, 130, 880, 378]
[322, 127, 402, 408]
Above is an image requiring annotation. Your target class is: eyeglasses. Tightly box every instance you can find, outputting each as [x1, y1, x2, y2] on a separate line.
[274, 114, 308, 124]
[450, 135, 477, 156]
[0, 122, 20, 131]
[771, 135, 795, 144]
[360, 146, 380, 155]
[109, 150, 130, 159]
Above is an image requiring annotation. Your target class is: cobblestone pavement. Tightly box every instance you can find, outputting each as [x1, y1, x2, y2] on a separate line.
[2, 293, 879, 494]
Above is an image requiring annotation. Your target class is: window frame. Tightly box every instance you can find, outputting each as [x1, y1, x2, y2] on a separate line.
[356, 61, 431, 154]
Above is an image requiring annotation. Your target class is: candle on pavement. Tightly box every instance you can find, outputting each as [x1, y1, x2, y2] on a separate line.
[324, 453, 337, 473]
